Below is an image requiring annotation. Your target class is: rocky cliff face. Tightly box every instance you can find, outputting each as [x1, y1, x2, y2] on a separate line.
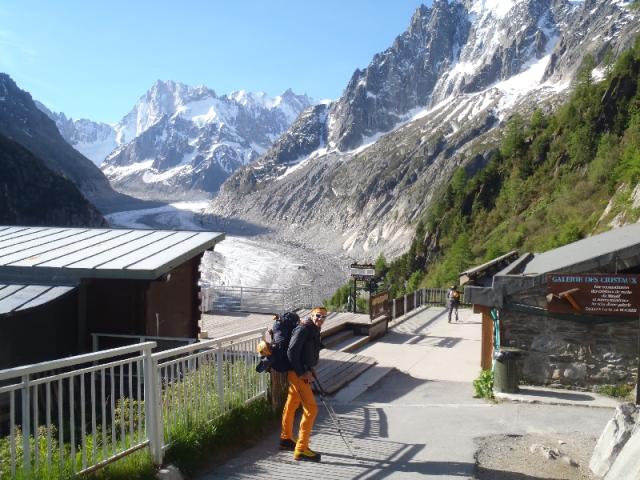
[0, 134, 106, 227]
[0, 74, 150, 214]
[209, 0, 639, 259]
[36, 101, 117, 167]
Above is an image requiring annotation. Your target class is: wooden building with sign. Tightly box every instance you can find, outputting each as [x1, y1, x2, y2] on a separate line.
[0, 226, 225, 369]
[464, 223, 640, 389]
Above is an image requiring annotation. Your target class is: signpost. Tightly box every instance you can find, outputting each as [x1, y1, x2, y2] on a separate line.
[547, 273, 640, 405]
[546, 273, 640, 316]
[350, 263, 377, 313]
[369, 291, 390, 321]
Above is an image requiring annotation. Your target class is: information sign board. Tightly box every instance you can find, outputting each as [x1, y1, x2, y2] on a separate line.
[546, 273, 640, 316]
[370, 291, 390, 320]
[350, 263, 376, 280]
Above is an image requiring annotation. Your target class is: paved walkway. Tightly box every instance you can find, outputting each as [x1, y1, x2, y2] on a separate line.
[201, 309, 371, 339]
[198, 307, 615, 479]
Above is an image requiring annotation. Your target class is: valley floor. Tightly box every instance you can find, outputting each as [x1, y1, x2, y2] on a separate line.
[105, 202, 348, 302]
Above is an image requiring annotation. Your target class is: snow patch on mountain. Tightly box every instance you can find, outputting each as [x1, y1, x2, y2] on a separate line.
[469, 0, 522, 20]
[97, 81, 314, 200]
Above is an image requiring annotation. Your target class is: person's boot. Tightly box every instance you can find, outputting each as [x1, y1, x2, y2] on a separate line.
[294, 448, 321, 462]
[279, 438, 296, 451]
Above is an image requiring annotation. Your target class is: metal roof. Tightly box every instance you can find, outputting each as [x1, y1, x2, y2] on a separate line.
[0, 226, 225, 282]
[0, 283, 77, 314]
[522, 223, 640, 275]
[465, 223, 640, 307]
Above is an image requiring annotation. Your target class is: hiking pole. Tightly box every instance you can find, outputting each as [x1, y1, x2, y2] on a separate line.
[311, 370, 359, 462]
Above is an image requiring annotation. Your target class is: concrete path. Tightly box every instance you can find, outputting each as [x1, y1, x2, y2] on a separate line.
[198, 307, 614, 479]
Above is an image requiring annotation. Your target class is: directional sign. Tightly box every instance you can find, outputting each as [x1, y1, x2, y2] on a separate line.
[547, 273, 640, 316]
[350, 263, 376, 279]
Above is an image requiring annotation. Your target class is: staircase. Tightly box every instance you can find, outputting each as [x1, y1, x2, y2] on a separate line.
[322, 328, 369, 353]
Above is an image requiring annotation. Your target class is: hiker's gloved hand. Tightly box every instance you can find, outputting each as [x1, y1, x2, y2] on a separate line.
[300, 371, 313, 382]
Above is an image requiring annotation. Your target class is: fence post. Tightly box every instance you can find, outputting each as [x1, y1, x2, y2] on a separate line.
[21, 374, 30, 472]
[392, 298, 396, 319]
[143, 347, 164, 465]
[216, 340, 224, 411]
[404, 294, 407, 316]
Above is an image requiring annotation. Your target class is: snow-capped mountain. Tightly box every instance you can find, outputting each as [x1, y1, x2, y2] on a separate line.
[209, 0, 639, 257]
[41, 81, 313, 200]
[37, 102, 117, 167]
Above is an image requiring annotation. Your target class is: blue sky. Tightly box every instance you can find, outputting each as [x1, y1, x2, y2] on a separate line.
[0, 1, 428, 124]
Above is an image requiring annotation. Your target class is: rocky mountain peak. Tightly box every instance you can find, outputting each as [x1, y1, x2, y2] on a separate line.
[209, 0, 639, 260]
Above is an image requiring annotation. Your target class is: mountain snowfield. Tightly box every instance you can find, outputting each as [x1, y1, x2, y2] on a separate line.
[208, 0, 639, 259]
[40, 81, 313, 200]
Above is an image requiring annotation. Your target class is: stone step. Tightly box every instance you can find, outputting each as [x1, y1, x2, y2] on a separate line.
[322, 329, 354, 349]
[329, 334, 370, 353]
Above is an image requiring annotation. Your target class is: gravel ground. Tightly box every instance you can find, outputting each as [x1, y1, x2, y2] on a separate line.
[475, 432, 597, 480]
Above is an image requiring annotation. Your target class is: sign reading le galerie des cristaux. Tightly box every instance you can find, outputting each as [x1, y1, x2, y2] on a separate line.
[546, 273, 640, 316]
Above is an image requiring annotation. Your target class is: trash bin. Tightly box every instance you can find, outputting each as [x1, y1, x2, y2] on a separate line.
[493, 348, 522, 393]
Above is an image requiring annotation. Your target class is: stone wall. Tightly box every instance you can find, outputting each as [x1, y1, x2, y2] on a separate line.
[501, 286, 639, 389]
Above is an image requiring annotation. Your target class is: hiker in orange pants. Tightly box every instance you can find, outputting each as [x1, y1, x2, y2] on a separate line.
[279, 307, 326, 462]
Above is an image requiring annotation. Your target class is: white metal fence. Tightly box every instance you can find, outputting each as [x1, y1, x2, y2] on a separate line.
[0, 328, 265, 478]
[201, 284, 313, 314]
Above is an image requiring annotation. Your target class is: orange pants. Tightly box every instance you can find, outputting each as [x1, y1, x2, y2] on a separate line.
[281, 370, 318, 452]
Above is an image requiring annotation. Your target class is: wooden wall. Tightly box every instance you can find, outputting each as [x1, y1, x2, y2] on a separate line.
[0, 289, 78, 370]
[84, 254, 203, 347]
[144, 255, 202, 338]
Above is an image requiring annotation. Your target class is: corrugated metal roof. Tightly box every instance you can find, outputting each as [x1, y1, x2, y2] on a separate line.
[0, 283, 77, 314]
[0, 226, 225, 281]
[523, 223, 640, 275]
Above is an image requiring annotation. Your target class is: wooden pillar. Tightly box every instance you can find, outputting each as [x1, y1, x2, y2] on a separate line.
[270, 371, 288, 413]
[475, 304, 494, 370]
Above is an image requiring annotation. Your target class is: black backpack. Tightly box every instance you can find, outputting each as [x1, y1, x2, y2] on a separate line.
[256, 311, 300, 373]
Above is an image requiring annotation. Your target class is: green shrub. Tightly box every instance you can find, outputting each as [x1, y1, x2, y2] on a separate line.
[473, 370, 494, 400]
[596, 384, 634, 400]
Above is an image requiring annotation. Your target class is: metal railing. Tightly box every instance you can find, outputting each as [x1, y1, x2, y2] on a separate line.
[200, 284, 313, 314]
[152, 329, 265, 461]
[0, 343, 154, 478]
[0, 328, 266, 477]
[91, 333, 197, 353]
[389, 288, 469, 321]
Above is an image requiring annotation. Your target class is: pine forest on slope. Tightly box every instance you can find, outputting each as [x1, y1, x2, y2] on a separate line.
[0, 134, 107, 227]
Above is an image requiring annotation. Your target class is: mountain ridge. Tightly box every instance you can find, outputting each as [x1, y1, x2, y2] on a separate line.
[0, 74, 149, 214]
[39, 81, 314, 201]
[207, 0, 639, 259]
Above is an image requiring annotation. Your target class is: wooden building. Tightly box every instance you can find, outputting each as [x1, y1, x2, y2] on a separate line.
[0, 226, 224, 369]
[464, 223, 640, 388]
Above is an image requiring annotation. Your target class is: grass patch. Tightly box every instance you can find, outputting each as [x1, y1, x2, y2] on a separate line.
[595, 384, 634, 400]
[163, 397, 277, 477]
[87, 450, 155, 480]
[473, 369, 494, 400]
